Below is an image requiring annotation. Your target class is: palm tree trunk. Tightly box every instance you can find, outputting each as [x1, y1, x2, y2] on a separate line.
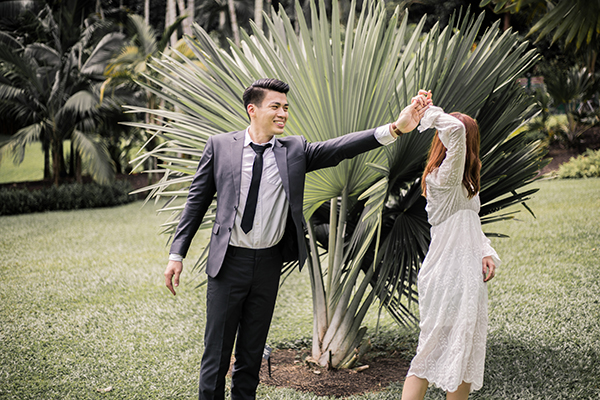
[166, 0, 178, 47]
[187, 0, 195, 33]
[254, 0, 263, 31]
[51, 140, 61, 186]
[144, 0, 150, 25]
[176, 0, 192, 36]
[69, 140, 76, 178]
[75, 153, 82, 183]
[219, 10, 226, 30]
[43, 138, 51, 180]
[57, 141, 66, 178]
[227, 0, 240, 46]
[502, 12, 510, 31]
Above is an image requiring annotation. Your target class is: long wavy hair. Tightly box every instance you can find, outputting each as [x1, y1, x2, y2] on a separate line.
[421, 112, 481, 198]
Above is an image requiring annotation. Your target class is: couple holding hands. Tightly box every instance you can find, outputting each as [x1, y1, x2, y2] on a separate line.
[164, 79, 499, 400]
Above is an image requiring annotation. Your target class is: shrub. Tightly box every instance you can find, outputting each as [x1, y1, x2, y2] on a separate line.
[0, 181, 135, 216]
[557, 149, 600, 178]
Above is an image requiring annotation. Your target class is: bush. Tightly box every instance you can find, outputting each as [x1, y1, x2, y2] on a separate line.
[557, 149, 600, 178]
[0, 181, 135, 215]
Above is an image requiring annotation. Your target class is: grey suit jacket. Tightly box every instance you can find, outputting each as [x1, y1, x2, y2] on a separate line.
[170, 127, 382, 278]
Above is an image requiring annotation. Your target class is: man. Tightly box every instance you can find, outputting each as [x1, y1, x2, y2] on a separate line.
[164, 78, 430, 400]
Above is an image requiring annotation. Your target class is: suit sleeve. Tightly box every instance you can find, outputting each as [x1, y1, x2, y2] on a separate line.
[169, 137, 217, 258]
[303, 128, 381, 173]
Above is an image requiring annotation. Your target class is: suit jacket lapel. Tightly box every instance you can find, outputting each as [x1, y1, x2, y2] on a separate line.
[230, 130, 245, 204]
[273, 139, 290, 201]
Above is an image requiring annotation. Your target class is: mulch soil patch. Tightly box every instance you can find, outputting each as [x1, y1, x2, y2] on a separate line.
[258, 349, 410, 398]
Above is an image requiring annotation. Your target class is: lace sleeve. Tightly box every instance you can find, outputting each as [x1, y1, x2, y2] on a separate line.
[481, 230, 501, 267]
[418, 106, 466, 187]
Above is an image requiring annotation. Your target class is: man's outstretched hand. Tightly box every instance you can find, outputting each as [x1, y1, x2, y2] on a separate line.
[165, 260, 183, 295]
[393, 90, 433, 135]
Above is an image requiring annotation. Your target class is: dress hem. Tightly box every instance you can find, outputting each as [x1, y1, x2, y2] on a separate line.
[405, 372, 482, 393]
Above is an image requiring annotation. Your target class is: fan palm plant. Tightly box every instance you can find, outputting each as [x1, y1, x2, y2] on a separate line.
[129, 0, 547, 369]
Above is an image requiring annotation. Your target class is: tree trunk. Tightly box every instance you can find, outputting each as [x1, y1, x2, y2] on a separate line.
[144, 0, 149, 25]
[43, 138, 51, 180]
[166, 0, 178, 47]
[187, 0, 195, 34]
[57, 140, 67, 178]
[254, 0, 263, 32]
[51, 140, 61, 186]
[75, 152, 82, 184]
[306, 189, 378, 370]
[219, 10, 226, 31]
[69, 140, 76, 178]
[176, 0, 192, 36]
[502, 12, 510, 31]
[227, 0, 240, 46]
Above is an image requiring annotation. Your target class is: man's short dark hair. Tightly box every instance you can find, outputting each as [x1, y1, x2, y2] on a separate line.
[243, 79, 290, 112]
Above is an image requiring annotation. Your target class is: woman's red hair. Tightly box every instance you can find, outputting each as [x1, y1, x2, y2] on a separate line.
[421, 112, 481, 198]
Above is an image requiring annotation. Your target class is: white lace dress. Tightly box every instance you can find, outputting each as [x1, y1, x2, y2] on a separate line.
[406, 106, 501, 393]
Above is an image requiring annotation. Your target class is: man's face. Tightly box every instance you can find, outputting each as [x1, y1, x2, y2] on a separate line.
[248, 90, 289, 136]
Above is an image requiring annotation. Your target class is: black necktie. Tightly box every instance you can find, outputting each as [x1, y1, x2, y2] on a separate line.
[241, 142, 272, 234]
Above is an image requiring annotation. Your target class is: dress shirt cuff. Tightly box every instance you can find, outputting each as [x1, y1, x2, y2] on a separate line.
[374, 124, 397, 145]
[169, 253, 184, 262]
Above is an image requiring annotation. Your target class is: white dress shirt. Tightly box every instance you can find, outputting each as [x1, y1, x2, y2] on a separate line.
[229, 131, 288, 248]
[169, 124, 395, 259]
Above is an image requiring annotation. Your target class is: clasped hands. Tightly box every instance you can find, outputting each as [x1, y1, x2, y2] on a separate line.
[390, 89, 433, 137]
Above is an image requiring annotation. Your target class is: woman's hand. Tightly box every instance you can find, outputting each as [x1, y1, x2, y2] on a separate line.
[392, 90, 433, 135]
[482, 256, 496, 282]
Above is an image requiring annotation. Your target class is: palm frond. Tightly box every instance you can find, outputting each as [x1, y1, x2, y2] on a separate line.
[71, 129, 115, 184]
[81, 32, 127, 77]
[0, 122, 44, 165]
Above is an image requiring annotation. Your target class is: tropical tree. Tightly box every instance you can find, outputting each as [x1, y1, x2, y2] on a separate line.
[0, 4, 120, 185]
[195, 0, 255, 48]
[128, 0, 546, 369]
[102, 13, 189, 181]
[480, 0, 600, 72]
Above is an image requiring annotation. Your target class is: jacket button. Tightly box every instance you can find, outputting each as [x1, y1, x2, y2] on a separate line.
[228, 227, 232, 232]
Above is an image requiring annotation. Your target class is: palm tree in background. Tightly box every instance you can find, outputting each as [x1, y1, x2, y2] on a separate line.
[0, 4, 123, 185]
[102, 13, 189, 180]
[481, 0, 600, 73]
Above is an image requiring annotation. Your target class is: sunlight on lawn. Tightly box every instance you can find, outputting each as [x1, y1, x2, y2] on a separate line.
[0, 140, 44, 183]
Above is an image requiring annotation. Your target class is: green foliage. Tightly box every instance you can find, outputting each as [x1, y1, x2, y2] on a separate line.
[0, 181, 135, 215]
[556, 148, 600, 178]
[0, 4, 119, 185]
[480, 0, 600, 51]
[522, 64, 599, 149]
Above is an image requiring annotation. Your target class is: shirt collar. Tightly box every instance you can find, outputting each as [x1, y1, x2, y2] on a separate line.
[244, 128, 276, 148]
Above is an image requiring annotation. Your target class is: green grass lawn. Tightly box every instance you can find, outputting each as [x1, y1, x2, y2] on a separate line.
[1, 178, 599, 399]
[0, 138, 134, 185]
[0, 138, 45, 183]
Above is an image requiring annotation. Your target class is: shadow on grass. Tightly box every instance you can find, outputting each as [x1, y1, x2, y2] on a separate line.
[419, 334, 599, 400]
[474, 335, 600, 400]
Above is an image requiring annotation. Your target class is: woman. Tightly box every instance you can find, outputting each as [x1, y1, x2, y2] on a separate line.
[401, 102, 501, 400]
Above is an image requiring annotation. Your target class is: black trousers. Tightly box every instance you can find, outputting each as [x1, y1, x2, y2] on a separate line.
[198, 245, 283, 400]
